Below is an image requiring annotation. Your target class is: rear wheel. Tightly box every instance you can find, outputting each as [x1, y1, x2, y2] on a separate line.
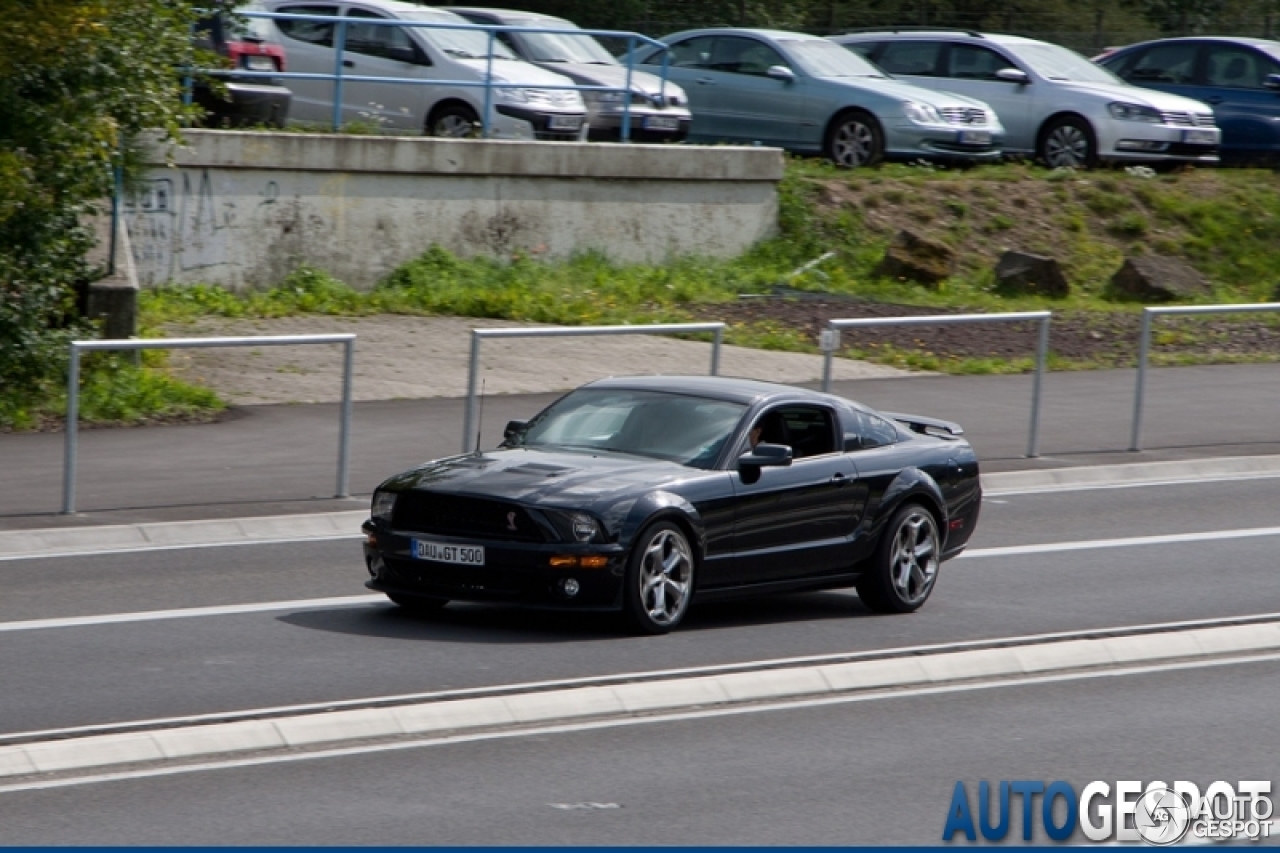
[427, 104, 480, 138]
[623, 521, 695, 634]
[824, 110, 885, 168]
[1038, 116, 1097, 168]
[388, 592, 449, 613]
[856, 502, 940, 613]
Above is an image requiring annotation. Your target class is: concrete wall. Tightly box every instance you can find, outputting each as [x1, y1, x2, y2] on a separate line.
[128, 130, 785, 291]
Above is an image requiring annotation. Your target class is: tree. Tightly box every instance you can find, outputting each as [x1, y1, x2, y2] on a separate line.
[0, 0, 203, 416]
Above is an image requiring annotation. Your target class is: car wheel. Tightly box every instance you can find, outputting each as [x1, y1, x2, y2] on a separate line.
[387, 592, 449, 613]
[856, 502, 940, 614]
[428, 104, 480, 138]
[825, 110, 885, 168]
[623, 521, 695, 634]
[1038, 116, 1097, 168]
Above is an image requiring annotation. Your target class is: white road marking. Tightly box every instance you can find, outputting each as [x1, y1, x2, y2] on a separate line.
[985, 470, 1280, 497]
[0, 534, 360, 563]
[2, 650, 1278, 795]
[0, 594, 383, 633]
[961, 525, 1280, 559]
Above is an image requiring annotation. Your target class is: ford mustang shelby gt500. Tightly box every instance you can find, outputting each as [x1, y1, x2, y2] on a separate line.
[362, 376, 981, 633]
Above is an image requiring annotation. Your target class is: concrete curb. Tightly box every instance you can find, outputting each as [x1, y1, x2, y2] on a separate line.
[3, 621, 1278, 780]
[983, 454, 1280, 494]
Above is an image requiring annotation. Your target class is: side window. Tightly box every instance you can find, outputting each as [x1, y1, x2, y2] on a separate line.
[946, 44, 1016, 80]
[275, 4, 337, 47]
[665, 35, 716, 68]
[841, 41, 880, 61]
[1205, 46, 1273, 88]
[344, 9, 424, 63]
[709, 36, 787, 76]
[1122, 43, 1198, 84]
[843, 409, 900, 450]
[875, 40, 942, 76]
[748, 405, 837, 459]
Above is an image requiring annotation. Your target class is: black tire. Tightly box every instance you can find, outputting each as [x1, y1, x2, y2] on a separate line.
[1038, 116, 1098, 169]
[387, 592, 449, 613]
[622, 521, 695, 635]
[427, 104, 480, 138]
[855, 502, 941, 614]
[824, 110, 885, 168]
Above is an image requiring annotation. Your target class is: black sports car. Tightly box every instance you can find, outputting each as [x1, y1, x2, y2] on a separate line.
[362, 376, 981, 633]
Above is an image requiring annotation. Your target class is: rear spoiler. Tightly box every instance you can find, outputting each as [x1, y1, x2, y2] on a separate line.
[883, 411, 965, 438]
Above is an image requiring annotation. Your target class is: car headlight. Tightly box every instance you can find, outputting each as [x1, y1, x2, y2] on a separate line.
[1108, 102, 1162, 122]
[371, 490, 397, 522]
[546, 510, 604, 543]
[495, 86, 530, 104]
[903, 102, 945, 125]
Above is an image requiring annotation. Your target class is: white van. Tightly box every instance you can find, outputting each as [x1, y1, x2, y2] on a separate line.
[262, 0, 587, 139]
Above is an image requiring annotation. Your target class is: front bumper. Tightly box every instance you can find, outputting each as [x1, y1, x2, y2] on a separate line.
[194, 81, 291, 128]
[1101, 124, 1221, 163]
[494, 104, 589, 142]
[888, 124, 1005, 162]
[587, 108, 691, 142]
[363, 521, 627, 609]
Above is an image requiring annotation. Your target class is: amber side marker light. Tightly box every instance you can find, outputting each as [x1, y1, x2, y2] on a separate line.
[550, 555, 609, 569]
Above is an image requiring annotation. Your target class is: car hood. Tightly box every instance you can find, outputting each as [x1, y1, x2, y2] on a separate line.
[1052, 80, 1215, 113]
[532, 62, 681, 98]
[817, 74, 994, 110]
[453, 57, 578, 88]
[382, 447, 705, 506]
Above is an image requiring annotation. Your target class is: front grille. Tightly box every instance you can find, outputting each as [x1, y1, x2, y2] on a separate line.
[384, 557, 530, 597]
[526, 89, 582, 108]
[1161, 111, 1216, 127]
[939, 106, 988, 125]
[392, 492, 547, 542]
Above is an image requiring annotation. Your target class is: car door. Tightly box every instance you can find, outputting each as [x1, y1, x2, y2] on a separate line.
[339, 6, 436, 131]
[937, 42, 1036, 150]
[1196, 43, 1280, 156]
[271, 3, 341, 124]
[727, 404, 859, 583]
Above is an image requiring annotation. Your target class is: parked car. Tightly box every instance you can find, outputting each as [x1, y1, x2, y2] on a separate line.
[260, 0, 586, 140]
[832, 30, 1222, 168]
[442, 7, 692, 142]
[362, 376, 982, 633]
[630, 28, 1004, 167]
[1094, 37, 1280, 163]
[193, 2, 292, 128]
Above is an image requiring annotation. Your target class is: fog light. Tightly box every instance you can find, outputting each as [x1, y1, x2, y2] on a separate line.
[562, 577, 580, 597]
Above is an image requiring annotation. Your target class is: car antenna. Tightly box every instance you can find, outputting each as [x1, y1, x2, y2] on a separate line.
[473, 379, 486, 456]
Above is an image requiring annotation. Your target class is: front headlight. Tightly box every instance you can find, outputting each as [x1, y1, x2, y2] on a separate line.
[371, 490, 397, 522]
[1108, 102, 1162, 122]
[495, 86, 530, 104]
[546, 510, 604, 543]
[903, 101, 945, 125]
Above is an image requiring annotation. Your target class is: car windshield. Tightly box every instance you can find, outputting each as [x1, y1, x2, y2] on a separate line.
[1011, 42, 1124, 83]
[406, 11, 517, 60]
[519, 27, 617, 64]
[783, 39, 885, 77]
[514, 388, 747, 468]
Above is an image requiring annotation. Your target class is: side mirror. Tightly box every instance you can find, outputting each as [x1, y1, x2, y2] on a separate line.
[995, 67, 1030, 85]
[766, 65, 796, 82]
[503, 419, 528, 442]
[1266, 73, 1280, 91]
[739, 442, 793, 469]
[387, 45, 427, 65]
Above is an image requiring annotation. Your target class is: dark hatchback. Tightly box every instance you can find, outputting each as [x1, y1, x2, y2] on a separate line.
[193, 4, 292, 128]
[362, 376, 981, 634]
[1096, 37, 1280, 162]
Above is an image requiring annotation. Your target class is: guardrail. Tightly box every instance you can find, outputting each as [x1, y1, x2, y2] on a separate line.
[1129, 302, 1280, 451]
[217, 10, 672, 140]
[462, 323, 727, 452]
[820, 312, 1052, 458]
[63, 335, 356, 515]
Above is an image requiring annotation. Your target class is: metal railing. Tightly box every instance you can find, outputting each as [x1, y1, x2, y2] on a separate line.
[462, 322, 726, 452]
[1130, 302, 1280, 451]
[820, 312, 1052, 457]
[63, 334, 356, 514]
[213, 11, 673, 140]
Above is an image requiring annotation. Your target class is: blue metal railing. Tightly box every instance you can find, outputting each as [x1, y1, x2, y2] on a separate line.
[197, 10, 674, 142]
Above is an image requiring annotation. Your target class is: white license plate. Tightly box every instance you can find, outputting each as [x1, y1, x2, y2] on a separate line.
[244, 55, 276, 72]
[643, 115, 681, 131]
[548, 115, 583, 131]
[1183, 128, 1217, 145]
[958, 130, 991, 145]
[412, 539, 485, 565]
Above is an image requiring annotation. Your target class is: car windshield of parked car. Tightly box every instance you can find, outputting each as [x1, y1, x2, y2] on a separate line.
[783, 39, 886, 78]
[1012, 42, 1123, 84]
[515, 389, 747, 468]
[519, 27, 617, 64]
[406, 11, 517, 59]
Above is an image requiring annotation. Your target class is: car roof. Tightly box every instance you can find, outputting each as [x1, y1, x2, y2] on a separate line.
[1110, 35, 1280, 50]
[834, 30, 1045, 47]
[582, 375, 837, 406]
[270, 0, 466, 20]
[663, 27, 831, 43]
[443, 7, 570, 26]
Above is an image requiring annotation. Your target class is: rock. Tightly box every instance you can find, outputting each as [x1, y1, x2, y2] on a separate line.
[873, 230, 954, 287]
[1108, 255, 1210, 303]
[994, 251, 1069, 298]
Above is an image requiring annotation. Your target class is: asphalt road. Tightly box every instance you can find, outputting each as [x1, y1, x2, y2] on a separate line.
[3, 477, 1279, 736]
[2, 656, 1276, 845]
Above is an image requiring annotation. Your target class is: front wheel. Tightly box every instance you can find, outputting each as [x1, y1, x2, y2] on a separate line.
[856, 503, 940, 614]
[427, 104, 480, 138]
[1038, 116, 1097, 168]
[623, 521, 695, 634]
[825, 111, 885, 168]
